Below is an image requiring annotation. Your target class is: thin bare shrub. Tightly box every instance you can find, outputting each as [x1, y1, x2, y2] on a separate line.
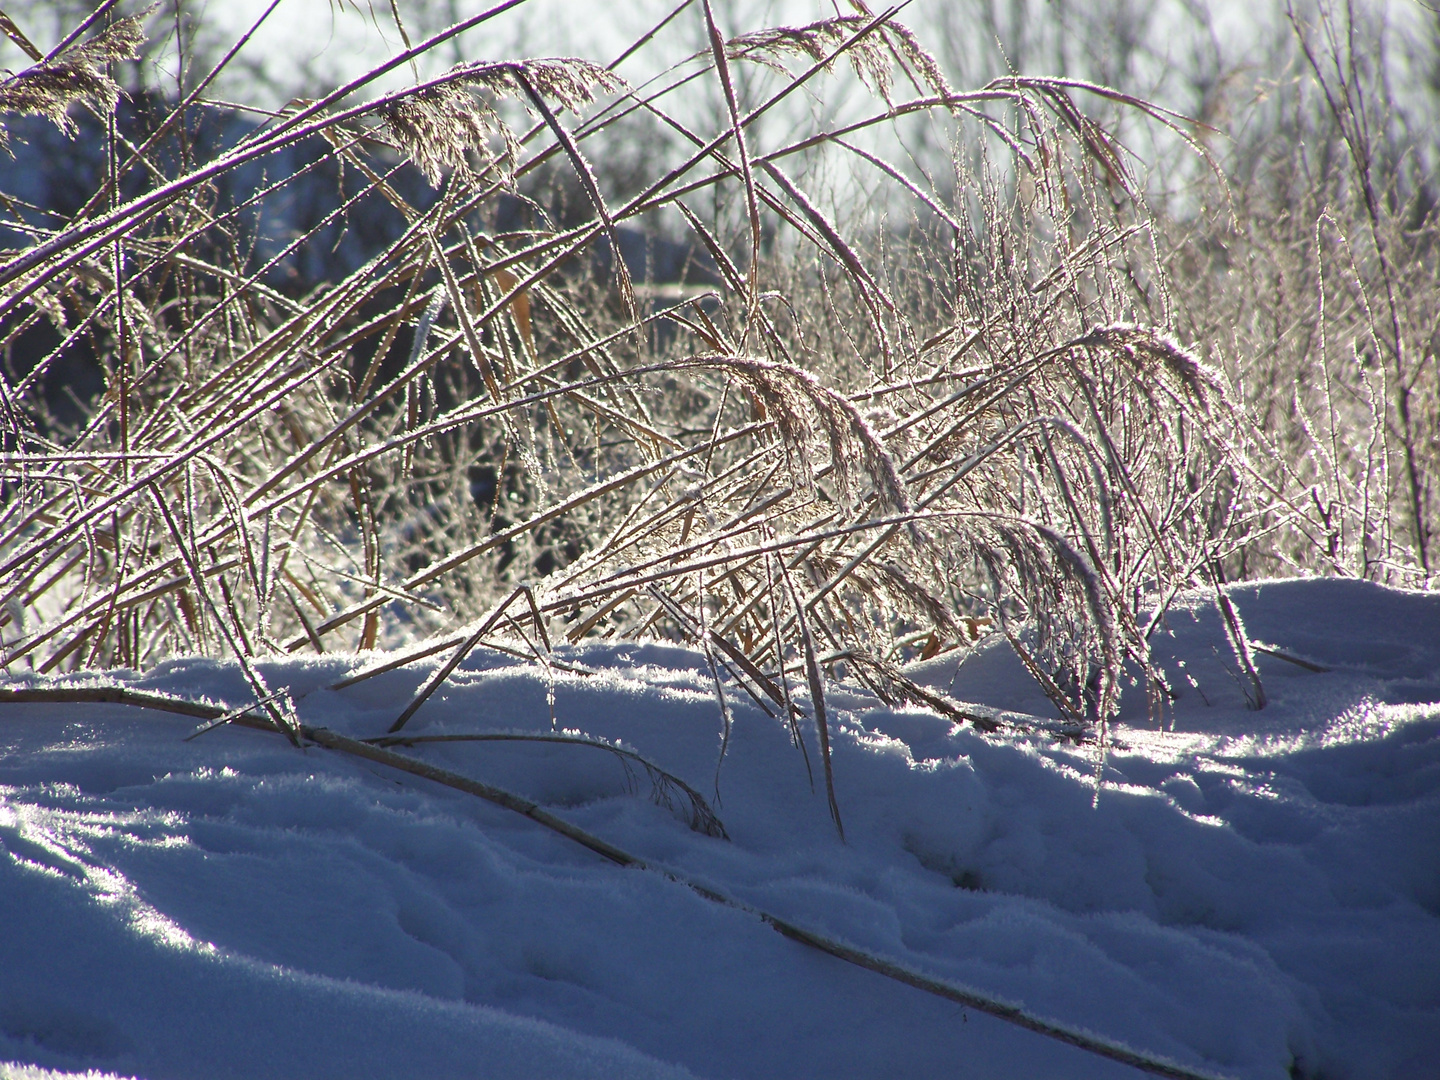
[0, 2, 1250, 813]
[1142, 0, 1440, 589]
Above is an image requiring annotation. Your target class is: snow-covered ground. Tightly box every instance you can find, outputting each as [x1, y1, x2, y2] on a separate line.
[1, 578, 1436, 1080]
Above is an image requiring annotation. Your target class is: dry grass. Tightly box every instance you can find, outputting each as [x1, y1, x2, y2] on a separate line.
[0, 1, 1270, 812]
[1154, 0, 1439, 591]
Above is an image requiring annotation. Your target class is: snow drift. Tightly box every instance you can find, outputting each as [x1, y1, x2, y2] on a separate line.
[1, 578, 1437, 1080]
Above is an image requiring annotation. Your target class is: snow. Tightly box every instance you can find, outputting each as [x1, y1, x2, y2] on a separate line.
[1, 578, 1437, 1080]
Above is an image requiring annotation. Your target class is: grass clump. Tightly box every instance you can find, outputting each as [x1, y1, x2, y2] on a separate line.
[0, 0, 1363, 808]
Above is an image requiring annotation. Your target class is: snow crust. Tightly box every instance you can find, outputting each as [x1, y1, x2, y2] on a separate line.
[2, 578, 1436, 1079]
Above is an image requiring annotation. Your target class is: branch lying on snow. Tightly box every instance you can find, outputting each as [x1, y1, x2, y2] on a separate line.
[1248, 643, 1331, 673]
[0, 684, 719, 837]
[366, 730, 728, 840]
[830, 650, 1090, 741]
[1, 685, 1231, 1080]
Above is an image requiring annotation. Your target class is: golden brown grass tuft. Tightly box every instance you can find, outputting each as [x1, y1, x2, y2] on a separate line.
[0, 0, 1267, 821]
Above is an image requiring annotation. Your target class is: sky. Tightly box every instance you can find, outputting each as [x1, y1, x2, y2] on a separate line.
[181, 0, 1267, 111]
